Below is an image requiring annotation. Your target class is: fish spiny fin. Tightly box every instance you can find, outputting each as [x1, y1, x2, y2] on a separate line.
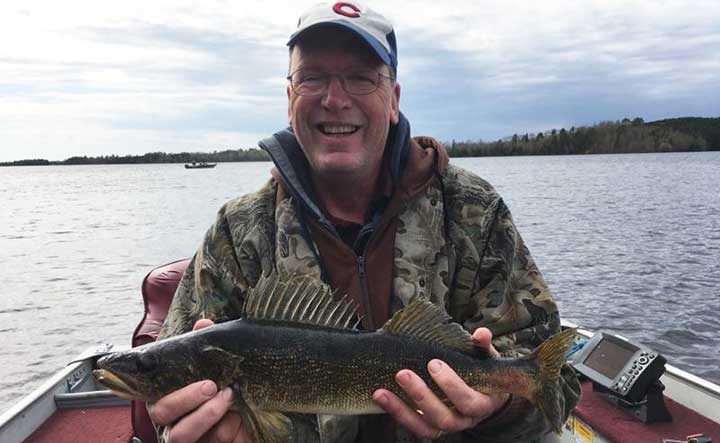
[231, 390, 291, 443]
[379, 297, 475, 354]
[524, 328, 576, 434]
[280, 279, 307, 321]
[242, 273, 360, 330]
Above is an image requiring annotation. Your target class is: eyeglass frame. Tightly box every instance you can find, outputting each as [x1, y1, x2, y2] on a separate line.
[286, 69, 395, 96]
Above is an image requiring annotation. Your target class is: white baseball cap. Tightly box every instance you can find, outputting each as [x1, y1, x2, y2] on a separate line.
[288, 2, 398, 71]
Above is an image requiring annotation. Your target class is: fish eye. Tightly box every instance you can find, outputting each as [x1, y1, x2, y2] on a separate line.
[137, 352, 158, 372]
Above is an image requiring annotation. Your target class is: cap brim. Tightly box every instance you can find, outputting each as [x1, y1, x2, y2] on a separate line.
[287, 21, 394, 67]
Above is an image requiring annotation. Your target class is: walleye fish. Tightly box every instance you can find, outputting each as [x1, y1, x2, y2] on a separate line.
[94, 273, 575, 441]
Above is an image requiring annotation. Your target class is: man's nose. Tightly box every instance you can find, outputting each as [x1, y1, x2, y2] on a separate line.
[321, 75, 352, 110]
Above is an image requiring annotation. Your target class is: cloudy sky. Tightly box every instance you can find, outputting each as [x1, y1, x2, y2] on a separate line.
[1, 0, 718, 162]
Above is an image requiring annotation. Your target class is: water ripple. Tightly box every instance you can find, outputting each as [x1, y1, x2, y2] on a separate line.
[0, 305, 51, 314]
[1, 156, 719, 412]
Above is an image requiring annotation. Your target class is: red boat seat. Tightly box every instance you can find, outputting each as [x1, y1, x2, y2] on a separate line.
[131, 258, 190, 443]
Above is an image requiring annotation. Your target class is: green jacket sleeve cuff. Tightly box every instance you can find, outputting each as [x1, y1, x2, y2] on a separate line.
[462, 395, 546, 441]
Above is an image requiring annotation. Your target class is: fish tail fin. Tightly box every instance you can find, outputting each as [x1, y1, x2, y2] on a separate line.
[524, 328, 575, 433]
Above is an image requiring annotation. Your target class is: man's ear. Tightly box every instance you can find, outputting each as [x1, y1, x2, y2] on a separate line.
[390, 81, 401, 125]
[287, 85, 293, 126]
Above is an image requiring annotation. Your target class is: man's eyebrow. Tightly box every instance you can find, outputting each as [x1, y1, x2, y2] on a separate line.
[293, 64, 381, 72]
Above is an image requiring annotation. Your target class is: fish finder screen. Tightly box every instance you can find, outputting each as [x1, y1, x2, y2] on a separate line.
[585, 339, 636, 379]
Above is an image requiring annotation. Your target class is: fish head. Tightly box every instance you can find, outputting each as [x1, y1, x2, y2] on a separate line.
[94, 328, 244, 402]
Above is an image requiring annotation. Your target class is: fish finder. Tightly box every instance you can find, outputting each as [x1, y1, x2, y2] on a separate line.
[571, 331, 666, 403]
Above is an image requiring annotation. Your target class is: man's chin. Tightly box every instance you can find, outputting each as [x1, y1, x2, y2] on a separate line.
[311, 157, 366, 179]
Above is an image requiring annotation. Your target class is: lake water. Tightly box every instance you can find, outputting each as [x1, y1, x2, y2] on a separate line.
[1, 152, 719, 412]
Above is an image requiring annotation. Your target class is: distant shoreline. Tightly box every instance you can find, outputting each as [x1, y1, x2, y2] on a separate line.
[2, 116, 717, 167]
[2, 148, 719, 168]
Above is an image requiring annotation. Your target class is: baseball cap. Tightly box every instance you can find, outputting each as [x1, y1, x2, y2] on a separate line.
[287, 2, 398, 71]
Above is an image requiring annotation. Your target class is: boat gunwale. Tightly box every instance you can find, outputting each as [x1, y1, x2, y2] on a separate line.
[0, 344, 129, 443]
[2, 326, 718, 442]
[563, 320, 720, 425]
[562, 320, 720, 397]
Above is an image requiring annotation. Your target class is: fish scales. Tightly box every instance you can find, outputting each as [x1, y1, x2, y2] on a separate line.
[208, 319, 506, 414]
[94, 273, 575, 442]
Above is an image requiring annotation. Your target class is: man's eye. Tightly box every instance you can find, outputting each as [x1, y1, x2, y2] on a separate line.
[299, 73, 323, 83]
[347, 73, 376, 84]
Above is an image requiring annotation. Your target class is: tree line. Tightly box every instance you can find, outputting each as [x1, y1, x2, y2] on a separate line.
[2, 117, 718, 166]
[1, 148, 269, 166]
[446, 117, 719, 157]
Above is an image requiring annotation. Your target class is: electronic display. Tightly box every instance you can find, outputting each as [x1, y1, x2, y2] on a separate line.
[584, 339, 637, 379]
[571, 331, 666, 402]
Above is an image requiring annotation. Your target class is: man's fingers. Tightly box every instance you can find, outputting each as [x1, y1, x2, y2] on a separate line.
[397, 369, 470, 432]
[428, 359, 494, 420]
[149, 380, 218, 425]
[394, 369, 475, 434]
[471, 327, 500, 358]
[373, 389, 439, 439]
[168, 387, 235, 443]
[194, 319, 215, 330]
[199, 410, 248, 443]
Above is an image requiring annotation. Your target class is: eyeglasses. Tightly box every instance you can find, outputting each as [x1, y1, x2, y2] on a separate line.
[287, 69, 393, 96]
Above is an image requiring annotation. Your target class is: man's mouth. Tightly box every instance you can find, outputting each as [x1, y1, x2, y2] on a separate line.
[318, 124, 359, 136]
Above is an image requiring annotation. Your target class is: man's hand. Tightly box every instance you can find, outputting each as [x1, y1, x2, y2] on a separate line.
[148, 319, 250, 443]
[372, 327, 510, 439]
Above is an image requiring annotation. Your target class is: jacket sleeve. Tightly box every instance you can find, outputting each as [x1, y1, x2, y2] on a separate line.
[151, 206, 248, 443]
[158, 206, 248, 341]
[454, 197, 581, 442]
[152, 201, 322, 443]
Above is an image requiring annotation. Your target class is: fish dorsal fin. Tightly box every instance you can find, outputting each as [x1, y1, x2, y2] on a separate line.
[242, 273, 360, 330]
[379, 297, 476, 354]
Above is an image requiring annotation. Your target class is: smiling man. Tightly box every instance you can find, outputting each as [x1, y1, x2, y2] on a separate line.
[285, 28, 400, 229]
[149, 3, 580, 443]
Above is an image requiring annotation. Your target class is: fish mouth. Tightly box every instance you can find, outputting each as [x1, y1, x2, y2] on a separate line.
[93, 369, 146, 401]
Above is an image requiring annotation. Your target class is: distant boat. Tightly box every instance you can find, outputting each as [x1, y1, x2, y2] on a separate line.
[184, 162, 216, 169]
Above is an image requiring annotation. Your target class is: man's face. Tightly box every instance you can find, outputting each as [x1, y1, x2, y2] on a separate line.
[287, 38, 400, 180]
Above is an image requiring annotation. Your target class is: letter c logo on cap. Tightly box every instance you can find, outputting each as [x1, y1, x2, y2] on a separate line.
[333, 2, 361, 18]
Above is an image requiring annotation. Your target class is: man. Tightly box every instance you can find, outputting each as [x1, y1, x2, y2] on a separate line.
[149, 2, 580, 442]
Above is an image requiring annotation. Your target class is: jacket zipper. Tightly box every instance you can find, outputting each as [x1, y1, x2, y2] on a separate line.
[356, 253, 375, 330]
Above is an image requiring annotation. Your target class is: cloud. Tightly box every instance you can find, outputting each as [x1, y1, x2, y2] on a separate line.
[390, 0, 720, 141]
[0, 0, 718, 161]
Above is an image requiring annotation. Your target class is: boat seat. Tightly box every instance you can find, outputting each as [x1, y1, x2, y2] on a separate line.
[131, 258, 190, 443]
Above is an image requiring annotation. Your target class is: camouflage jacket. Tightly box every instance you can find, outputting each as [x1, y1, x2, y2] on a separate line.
[157, 118, 580, 443]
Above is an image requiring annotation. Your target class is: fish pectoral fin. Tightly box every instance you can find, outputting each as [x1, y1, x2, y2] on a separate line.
[252, 410, 293, 443]
[201, 346, 245, 369]
[231, 392, 291, 443]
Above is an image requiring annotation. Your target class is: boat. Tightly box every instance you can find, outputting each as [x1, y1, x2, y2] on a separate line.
[1, 260, 719, 443]
[558, 323, 720, 443]
[184, 162, 216, 169]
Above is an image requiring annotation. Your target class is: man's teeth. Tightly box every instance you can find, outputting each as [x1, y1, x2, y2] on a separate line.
[320, 125, 358, 135]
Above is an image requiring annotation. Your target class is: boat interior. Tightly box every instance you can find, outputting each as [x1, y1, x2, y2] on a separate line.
[1, 259, 718, 443]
